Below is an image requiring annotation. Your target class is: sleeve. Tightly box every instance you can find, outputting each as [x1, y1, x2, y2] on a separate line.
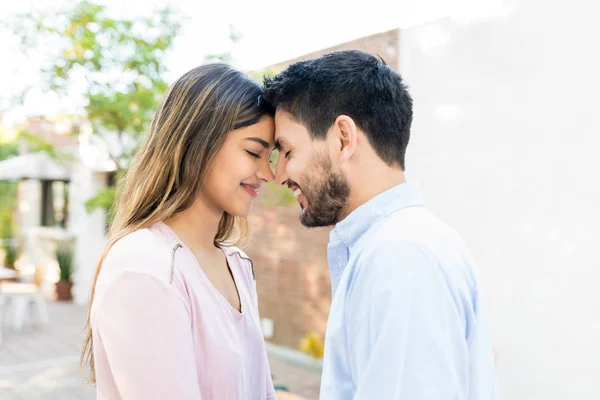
[95, 271, 202, 399]
[348, 241, 469, 400]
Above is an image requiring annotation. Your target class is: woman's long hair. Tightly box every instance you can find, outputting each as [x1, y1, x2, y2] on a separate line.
[80, 64, 274, 383]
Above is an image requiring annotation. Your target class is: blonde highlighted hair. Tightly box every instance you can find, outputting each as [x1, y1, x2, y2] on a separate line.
[80, 64, 274, 383]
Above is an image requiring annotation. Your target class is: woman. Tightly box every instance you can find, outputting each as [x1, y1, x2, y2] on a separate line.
[81, 64, 277, 399]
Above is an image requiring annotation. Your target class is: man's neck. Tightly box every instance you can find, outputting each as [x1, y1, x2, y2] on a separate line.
[341, 168, 406, 221]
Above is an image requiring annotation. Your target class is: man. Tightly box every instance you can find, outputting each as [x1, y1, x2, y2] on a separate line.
[262, 50, 499, 399]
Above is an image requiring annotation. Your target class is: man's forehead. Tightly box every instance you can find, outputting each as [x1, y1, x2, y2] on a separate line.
[274, 111, 309, 144]
[273, 113, 294, 147]
[275, 109, 305, 129]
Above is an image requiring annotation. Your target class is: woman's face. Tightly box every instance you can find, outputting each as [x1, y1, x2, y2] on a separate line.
[200, 116, 275, 217]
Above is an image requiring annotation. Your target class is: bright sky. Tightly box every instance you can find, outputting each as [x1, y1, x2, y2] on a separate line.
[0, 0, 498, 121]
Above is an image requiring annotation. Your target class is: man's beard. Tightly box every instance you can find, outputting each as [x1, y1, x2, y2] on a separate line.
[298, 155, 350, 228]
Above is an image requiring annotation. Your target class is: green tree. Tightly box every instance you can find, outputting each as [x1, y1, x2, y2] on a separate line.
[6, 1, 183, 218]
[0, 134, 19, 240]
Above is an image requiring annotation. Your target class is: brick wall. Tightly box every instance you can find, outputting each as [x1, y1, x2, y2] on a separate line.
[250, 28, 401, 351]
[247, 195, 332, 349]
[22, 116, 79, 148]
[267, 29, 400, 73]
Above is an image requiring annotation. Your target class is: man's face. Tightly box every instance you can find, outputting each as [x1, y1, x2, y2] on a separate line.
[273, 110, 350, 228]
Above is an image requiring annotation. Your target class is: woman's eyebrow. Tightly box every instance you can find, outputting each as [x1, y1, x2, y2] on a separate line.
[245, 137, 270, 148]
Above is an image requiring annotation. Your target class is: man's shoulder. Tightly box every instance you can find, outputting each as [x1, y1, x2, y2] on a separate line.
[351, 206, 476, 288]
[357, 206, 466, 254]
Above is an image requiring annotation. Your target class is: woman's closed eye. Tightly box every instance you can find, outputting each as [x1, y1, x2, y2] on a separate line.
[246, 150, 261, 159]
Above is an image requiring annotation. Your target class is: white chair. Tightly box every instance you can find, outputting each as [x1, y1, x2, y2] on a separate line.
[0, 267, 18, 345]
[0, 263, 50, 333]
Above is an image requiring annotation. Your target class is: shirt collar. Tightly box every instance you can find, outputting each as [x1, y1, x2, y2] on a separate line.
[329, 181, 426, 250]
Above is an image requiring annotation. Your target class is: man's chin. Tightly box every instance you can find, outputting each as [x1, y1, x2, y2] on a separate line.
[299, 209, 337, 228]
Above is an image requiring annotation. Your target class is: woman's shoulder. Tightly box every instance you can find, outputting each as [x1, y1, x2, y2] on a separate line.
[222, 245, 250, 260]
[222, 246, 255, 281]
[92, 225, 189, 322]
[99, 225, 180, 287]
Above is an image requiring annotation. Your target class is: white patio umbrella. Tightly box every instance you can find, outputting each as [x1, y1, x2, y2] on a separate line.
[0, 152, 71, 181]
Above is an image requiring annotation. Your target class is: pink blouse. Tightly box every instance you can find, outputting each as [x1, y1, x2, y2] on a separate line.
[91, 222, 276, 399]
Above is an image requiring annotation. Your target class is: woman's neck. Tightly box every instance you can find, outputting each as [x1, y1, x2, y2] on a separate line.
[165, 196, 222, 254]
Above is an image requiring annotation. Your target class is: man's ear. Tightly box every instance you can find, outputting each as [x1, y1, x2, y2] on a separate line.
[333, 115, 358, 163]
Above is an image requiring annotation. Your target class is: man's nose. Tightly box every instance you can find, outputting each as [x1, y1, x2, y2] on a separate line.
[274, 159, 288, 186]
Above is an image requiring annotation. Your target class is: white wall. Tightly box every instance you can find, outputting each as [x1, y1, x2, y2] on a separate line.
[400, 1, 600, 399]
[17, 179, 41, 233]
[17, 179, 42, 267]
[69, 167, 108, 305]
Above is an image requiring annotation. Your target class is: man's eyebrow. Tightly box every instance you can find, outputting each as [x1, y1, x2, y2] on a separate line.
[274, 138, 286, 151]
[245, 137, 270, 148]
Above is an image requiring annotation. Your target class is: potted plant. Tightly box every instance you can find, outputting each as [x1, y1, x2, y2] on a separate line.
[55, 246, 74, 301]
[3, 243, 17, 270]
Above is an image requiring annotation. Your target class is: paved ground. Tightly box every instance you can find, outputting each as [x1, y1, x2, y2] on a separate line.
[0, 301, 321, 399]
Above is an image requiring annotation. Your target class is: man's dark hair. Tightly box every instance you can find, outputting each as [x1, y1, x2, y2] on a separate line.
[262, 50, 413, 169]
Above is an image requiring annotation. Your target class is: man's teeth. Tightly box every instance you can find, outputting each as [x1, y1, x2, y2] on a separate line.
[293, 188, 302, 198]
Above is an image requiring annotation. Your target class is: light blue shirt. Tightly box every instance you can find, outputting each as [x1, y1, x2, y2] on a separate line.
[320, 182, 499, 400]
